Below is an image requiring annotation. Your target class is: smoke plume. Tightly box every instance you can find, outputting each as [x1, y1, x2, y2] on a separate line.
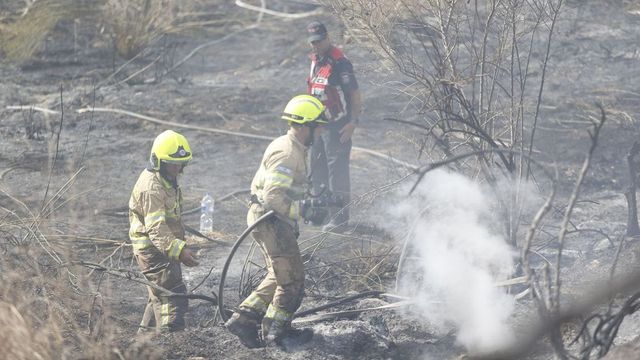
[390, 169, 516, 354]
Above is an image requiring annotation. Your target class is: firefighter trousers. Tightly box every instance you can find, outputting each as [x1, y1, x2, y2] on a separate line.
[135, 247, 188, 332]
[238, 205, 305, 335]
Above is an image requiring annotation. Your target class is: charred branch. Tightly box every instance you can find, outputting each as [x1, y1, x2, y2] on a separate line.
[625, 141, 640, 237]
[63, 261, 219, 304]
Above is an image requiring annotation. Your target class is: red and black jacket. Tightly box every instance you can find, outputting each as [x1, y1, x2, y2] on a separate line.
[307, 47, 347, 121]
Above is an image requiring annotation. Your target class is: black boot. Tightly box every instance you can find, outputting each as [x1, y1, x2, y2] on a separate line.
[225, 312, 263, 349]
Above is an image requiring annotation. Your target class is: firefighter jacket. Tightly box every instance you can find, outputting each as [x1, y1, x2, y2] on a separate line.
[250, 129, 309, 220]
[307, 46, 346, 121]
[129, 169, 186, 261]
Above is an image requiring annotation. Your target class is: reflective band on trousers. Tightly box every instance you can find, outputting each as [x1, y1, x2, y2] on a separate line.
[242, 293, 269, 314]
[160, 302, 170, 327]
[264, 304, 293, 324]
[288, 200, 300, 220]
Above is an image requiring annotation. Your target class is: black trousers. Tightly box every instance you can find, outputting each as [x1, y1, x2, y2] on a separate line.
[310, 120, 351, 224]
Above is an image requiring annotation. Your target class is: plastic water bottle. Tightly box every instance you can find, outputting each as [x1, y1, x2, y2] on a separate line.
[199, 193, 214, 233]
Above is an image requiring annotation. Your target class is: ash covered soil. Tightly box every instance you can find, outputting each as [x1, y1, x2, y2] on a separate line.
[3, 1, 640, 359]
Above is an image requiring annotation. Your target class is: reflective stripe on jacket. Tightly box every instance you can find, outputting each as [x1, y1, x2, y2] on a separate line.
[129, 169, 186, 260]
[307, 47, 345, 120]
[250, 129, 309, 220]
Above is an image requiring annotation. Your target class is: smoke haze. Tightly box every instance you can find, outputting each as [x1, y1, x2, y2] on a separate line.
[390, 169, 516, 354]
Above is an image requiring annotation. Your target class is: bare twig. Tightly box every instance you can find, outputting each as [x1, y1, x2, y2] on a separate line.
[410, 148, 554, 195]
[553, 105, 607, 314]
[161, 25, 257, 77]
[41, 85, 65, 213]
[115, 53, 162, 85]
[293, 300, 413, 324]
[9, 104, 417, 170]
[471, 270, 640, 360]
[526, 0, 565, 180]
[294, 290, 384, 318]
[234, 0, 322, 19]
[625, 141, 640, 236]
[6, 105, 58, 114]
[64, 261, 218, 304]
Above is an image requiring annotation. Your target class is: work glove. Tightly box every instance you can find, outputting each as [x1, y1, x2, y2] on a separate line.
[298, 199, 329, 226]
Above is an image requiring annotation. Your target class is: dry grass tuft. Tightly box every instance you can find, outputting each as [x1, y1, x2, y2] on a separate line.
[0, 236, 159, 359]
[0, 0, 214, 63]
[103, 0, 236, 60]
[0, 298, 65, 359]
[0, 0, 100, 63]
[0, 184, 158, 359]
[103, 0, 181, 59]
[0, 260, 75, 359]
[341, 244, 398, 291]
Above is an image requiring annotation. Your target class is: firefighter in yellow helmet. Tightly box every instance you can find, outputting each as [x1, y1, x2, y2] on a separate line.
[129, 130, 200, 332]
[225, 95, 327, 348]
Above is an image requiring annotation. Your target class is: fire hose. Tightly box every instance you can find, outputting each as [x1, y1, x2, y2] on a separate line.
[216, 210, 403, 323]
[218, 210, 276, 322]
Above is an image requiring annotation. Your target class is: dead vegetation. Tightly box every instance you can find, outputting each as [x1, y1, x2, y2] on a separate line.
[0, 0, 238, 63]
[0, 0, 100, 63]
[0, 195, 156, 360]
[323, 0, 640, 358]
[0, 256, 68, 360]
[2, 0, 640, 358]
[103, 0, 182, 59]
[236, 227, 398, 301]
[327, 0, 566, 247]
[0, 92, 157, 358]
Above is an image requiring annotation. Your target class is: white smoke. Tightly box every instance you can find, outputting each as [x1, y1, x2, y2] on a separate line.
[390, 169, 516, 354]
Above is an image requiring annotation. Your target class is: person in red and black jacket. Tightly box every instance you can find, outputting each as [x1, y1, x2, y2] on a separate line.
[306, 21, 362, 232]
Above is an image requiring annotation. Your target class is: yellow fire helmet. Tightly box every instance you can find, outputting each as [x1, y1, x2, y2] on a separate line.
[281, 95, 328, 125]
[149, 130, 192, 170]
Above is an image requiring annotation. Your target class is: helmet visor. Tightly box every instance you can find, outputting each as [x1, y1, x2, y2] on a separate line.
[168, 146, 191, 160]
[282, 112, 306, 123]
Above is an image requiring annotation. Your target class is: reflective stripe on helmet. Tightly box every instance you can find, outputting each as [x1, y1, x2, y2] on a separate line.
[288, 98, 322, 112]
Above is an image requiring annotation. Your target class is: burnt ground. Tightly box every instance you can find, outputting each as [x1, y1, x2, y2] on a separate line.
[3, 0, 640, 359]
